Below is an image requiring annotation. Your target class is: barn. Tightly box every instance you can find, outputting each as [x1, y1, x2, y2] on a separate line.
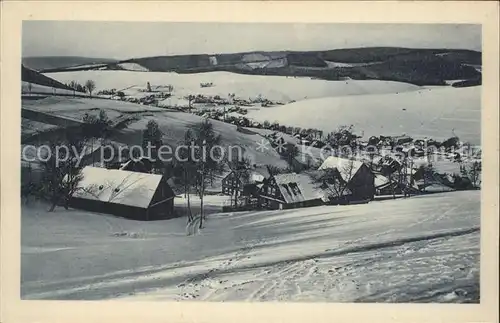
[258, 173, 327, 210]
[319, 156, 375, 201]
[70, 166, 176, 220]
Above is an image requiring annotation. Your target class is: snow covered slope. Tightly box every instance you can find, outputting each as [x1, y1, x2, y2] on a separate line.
[247, 86, 481, 144]
[22, 96, 288, 169]
[22, 191, 479, 302]
[45, 71, 421, 103]
[22, 81, 89, 97]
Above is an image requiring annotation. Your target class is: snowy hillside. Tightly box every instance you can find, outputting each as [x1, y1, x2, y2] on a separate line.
[45, 71, 421, 103]
[22, 82, 87, 97]
[22, 191, 479, 302]
[21, 96, 289, 170]
[112, 111, 288, 168]
[247, 86, 481, 144]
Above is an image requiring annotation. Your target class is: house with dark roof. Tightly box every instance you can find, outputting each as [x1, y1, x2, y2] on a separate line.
[258, 172, 327, 210]
[305, 169, 353, 205]
[374, 172, 419, 196]
[222, 165, 270, 198]
[70, 166, 176, 220]
[319, 156, 375, 201]
[118, 157, 155, 173]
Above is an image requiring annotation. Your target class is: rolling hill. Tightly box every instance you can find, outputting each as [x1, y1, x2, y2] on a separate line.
[21, 65, 75, 91]
[22, 56, 118, 72]
[37, 47, 482, 86]
[21, 96, 289, 170]
[45, 70, 421, 103]
[246, 85, 481, 144]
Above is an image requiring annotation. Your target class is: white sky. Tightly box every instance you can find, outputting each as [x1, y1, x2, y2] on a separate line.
[22, 22, 481, 59]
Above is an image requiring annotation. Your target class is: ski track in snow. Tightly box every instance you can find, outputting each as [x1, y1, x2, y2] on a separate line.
[21, 191, 480, 302]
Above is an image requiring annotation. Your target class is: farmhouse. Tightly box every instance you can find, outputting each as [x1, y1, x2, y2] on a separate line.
[377, 154, 403, 175]
[70, 166, 175, 220]
[258, 172, 327, 210]
[374, 172, 413, 196]
[119, 156, 154, 173]
[306, 169, 353, 205]
[319, 156, 375, 201]
[222, 166, 270, 198]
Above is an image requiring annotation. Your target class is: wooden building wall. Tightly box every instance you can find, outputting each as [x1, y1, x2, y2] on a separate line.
[348, 164, 375, 201]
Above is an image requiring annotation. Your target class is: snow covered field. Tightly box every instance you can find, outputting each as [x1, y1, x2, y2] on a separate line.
[22, 96, 165, 115]
[21, 191, 480, 302]
[247, 86, 481, 144]
[110, 111, 288, 168]
[42, 70, 480, 145]
[22, 81, 90, 97]
[45, 71, 421, 103]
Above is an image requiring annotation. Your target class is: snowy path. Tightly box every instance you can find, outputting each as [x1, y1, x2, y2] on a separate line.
[21, 191, 480, 302]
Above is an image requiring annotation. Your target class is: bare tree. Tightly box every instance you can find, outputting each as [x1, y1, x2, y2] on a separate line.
[192, 119, 224, 229]
[40, 138, 86, 212]
[327, 125, 359, 149]
[178, 130, 196, 224]
[85, 79, 96, 97]
[178, 119, 224, 230]
[315, 159, 356, 204]
[187, 95, 195, 113]
[462, 161, 481, 188]
[388, 167, 402, 199]
[142, 120, 164, 173]
[82, 110, 112, 164]
[226, 155, 251, 208]
[68, 81, 78, 97]
[282, 143, 299, 172]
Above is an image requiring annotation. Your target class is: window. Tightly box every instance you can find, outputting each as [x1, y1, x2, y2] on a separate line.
[289, 183, 302, 195]
[282, 184, 292, 196]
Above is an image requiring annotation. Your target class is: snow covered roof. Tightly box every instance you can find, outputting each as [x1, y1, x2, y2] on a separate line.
[250, 173, 265, 183]
[374, 174, 390, 188]
[273, 173, 325, 204]
[253, 165, 271, 179]
[230, 166, 270, 185]
[318, 156, 364, 182]
[421, 183, 455, 193]
[73, 166, 164, 208]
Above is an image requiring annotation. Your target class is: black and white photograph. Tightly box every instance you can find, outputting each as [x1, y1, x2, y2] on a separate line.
[18, 20, 485, 303]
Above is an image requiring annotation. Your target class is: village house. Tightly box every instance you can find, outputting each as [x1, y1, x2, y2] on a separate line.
[70, 166, 176, 220]
[118, 156, 154, 173]
[319, 156, 375, 201]
[393, 135, 413, 146]
[305, 169, 353, 205]
[374, 171, 419, 196]
[377, 154, 404, 175]
[222, 166, 270, 199]
[258, 172, 327, 210]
